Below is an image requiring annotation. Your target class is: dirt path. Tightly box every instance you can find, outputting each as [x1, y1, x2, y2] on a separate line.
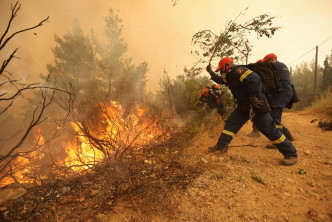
[110, 111, 332, 221]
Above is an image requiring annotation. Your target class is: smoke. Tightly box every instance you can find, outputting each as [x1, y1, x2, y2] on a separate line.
[0, 0, 228, 91]
[1, 0, 332, 90]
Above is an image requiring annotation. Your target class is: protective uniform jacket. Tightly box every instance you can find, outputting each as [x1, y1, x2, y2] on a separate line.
[209, 65, 263, 105]
[269, 62, 293, 107]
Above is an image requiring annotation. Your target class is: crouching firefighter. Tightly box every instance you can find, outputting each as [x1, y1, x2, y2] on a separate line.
[198, 84, 227, 116]
[206, 57, 298, 166]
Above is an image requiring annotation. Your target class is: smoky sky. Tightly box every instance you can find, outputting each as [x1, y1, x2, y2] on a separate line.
[1, 0, 331, 89]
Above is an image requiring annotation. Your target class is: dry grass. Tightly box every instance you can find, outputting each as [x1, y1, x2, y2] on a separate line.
[305, 87, 332, 116]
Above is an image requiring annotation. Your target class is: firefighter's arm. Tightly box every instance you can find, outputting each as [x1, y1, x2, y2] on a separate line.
[206, 65, 226, 84]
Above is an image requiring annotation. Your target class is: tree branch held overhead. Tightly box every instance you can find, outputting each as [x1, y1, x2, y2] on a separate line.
[191, 8, 280, 67]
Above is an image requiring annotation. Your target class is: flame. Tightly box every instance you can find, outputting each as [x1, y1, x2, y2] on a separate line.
[0, 101, 169, 187]
[64, 101, 168, 172]
[0, 129, 46, 187]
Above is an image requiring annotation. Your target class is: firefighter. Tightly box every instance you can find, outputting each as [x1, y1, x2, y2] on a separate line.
[247, 59, 265, 138]
[198, 84, 226, 116]
[263, 53, 295, 144]
[206, 57, 298, 166]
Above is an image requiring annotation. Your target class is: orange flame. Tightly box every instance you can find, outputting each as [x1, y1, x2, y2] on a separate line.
[64, 101, 168, 172]
[0, 101, 169, 187]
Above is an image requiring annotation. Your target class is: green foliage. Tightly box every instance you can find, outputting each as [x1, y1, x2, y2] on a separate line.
[241, 156, 251, 163]
[251, 174, 265, 184]
[299, 169, 307, 175]
[320, 51, 332, 92]
[192, 11, 280, 66]
[292, 60, 323, 110]
[157, 67, 211, 115]
[47, 9, 148, 109]
[48, 20, 99, 102]
[317, 119, 332, 131]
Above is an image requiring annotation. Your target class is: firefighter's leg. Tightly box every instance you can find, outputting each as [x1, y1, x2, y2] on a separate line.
[270, 107, 295, 141]
[253, 111, 297, 160]
[216, 108, 250, 146]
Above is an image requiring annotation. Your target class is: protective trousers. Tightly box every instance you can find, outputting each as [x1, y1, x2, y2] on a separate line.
[217, 108, 297, 157]
[270, 107, 291, 136]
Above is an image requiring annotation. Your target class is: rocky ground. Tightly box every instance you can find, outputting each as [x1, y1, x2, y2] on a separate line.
[0, 111, 331, 221]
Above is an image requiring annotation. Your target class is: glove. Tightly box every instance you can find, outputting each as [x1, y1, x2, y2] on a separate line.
[249, 97, 265, 109]
[206, 64, 212, 73]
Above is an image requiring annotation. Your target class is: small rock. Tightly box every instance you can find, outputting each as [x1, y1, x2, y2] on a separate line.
[78, 197, 85, 202]
[0, 188, 27, 205]
[198, 191, 206, 196]
[310, 192, 322, 200]
[324, 161, 332, 165]
[90, 190, 100, 196]
[303, 150, 311, 155]
[0, 207, 7, 211]
[144, 159, 152, 164]
[107, 201, 113, 206]
[62, 186, 71, 194]
[201, 158, 208, 164]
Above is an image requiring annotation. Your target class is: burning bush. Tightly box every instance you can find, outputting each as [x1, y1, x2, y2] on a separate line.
[0, 101, 171, 188]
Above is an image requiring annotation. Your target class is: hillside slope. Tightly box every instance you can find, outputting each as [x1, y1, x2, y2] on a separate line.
[1, 112, 331, 221]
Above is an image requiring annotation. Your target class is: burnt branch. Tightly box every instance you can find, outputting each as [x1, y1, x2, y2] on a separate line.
[0, 48, 19, 76]
[0, 0, 49, 51]
[0, 1, 20, 47]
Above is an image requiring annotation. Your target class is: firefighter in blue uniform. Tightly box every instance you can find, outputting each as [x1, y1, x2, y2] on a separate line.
[206, 57, 298, 166]
[263, 53, 295, 143]
[198, 84, 226, 116]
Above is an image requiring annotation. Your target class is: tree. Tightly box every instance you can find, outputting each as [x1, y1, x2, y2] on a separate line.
[0, 1, 71, 185]
[48, 20, 100, 103]
[292, 60, 323, 109]
[93, 8, 128, 98]
[320, 51, 332, 92]
[94, 9, 148, 105]
[159, 70, 175, 115]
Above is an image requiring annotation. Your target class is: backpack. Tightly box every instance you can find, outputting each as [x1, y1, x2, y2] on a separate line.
[245, 62, 280, 94]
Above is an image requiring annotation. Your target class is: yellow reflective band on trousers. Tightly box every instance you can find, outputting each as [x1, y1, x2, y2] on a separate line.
[239, 70, 253, 82]
[272, 134, 286, 144]
[222, 130, 235, 137]
[275, 125, 283, 129]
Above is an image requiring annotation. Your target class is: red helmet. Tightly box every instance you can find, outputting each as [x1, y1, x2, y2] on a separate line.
[215, 57, 233, 72]
[263, 53, 277, 61]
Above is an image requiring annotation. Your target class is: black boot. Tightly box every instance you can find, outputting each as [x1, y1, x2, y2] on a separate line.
[266, 144, 277, 149]
[247, 129, 261, 137]
[208, 143, 228, 154]
[280, 155, 298, 166]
